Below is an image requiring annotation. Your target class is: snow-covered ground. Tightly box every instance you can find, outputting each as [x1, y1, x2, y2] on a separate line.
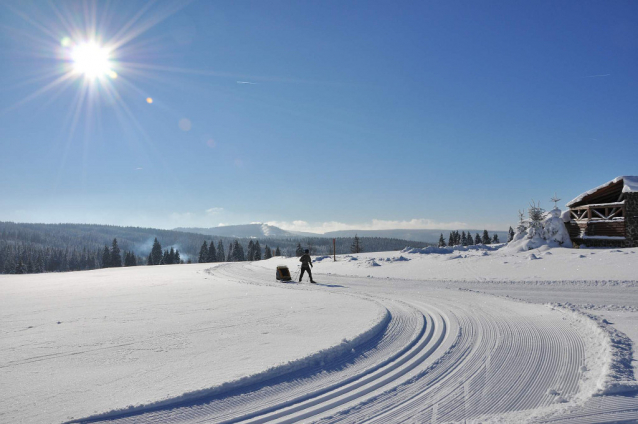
[0, 264, 384, 423]
[1, 245, 637, 423]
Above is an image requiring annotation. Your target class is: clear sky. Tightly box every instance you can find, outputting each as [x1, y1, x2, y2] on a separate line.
[1, 0, 636, 232]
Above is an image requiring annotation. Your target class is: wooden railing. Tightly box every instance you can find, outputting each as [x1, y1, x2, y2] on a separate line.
[570, 201, 625, 222]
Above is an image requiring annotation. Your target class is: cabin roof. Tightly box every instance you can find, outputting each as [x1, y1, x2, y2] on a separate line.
[566, 176, 638, 208]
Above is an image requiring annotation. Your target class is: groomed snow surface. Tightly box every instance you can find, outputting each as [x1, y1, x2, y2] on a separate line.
[1, 245, 638, 423]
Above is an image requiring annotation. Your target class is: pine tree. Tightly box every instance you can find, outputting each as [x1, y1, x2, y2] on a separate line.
[264, 245, 272, 259]
[275, 247, 281, 256]
[254, 241, 262, 260]
[207, 241, 217, 262]
[461, 231, 468, 246]
[168, 247, 175, 265]
[475, 233, 481, 245]
[162, 249, 169, 265]
[151, 238, 163, 265]
[147, 253, 153, 265]
[109, 239, 122, 267]
[295, 243, 303, 257]
[351, 234, 362, 253]
[438, 233, 446, 247]
[198, 241, 209, 263]
[448, 232, 454, 247]
[232, 240, 245, 261]
[492, 234, 500, 243]
[508, 226, 515, 242]
[482, 230, 491, 245]
[174, 250, 180, 264]
[227, 242, 234, 262]
[247, 240, 255, 261]
[102, 245, 111, 268]
[15, 259, 26, 274]
[216, 240, 225, 262]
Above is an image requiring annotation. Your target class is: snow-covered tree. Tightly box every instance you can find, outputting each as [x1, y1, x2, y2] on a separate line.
[295, 243, 304, 256]
[438, 233, 446, 248]
[275, 247, 281, 256]
[508, 226, 515, 242]
[492, 234, 500, 244]
[264, 245, 272, 259]
[474, 233, 481, 245]
[461, 231, 468, 246]
[527, 201, 545, 239]
[506, 200, 572, 251]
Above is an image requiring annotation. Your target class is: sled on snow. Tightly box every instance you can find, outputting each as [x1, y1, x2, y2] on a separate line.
[276, 265, 292, 281]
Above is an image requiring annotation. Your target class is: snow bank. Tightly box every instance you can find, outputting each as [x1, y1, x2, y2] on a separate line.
[71, 303, 391, 423]
[505, 207, 572, 252]
[402, 244, 503, 255]
[550, 303, 638, 397]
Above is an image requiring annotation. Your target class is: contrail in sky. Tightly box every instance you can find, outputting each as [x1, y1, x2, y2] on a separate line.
[237, 81, 257, 84]
[584, 74, 610, 78]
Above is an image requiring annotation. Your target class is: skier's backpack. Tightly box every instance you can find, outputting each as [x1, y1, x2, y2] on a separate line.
[276, 266, 292, 281]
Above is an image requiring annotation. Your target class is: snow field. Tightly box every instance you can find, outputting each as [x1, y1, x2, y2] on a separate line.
[0, 264, 385, 424]
[90, 259, 624, 423]
[309, 245, 638, 282]
[3, 245, 638, 423]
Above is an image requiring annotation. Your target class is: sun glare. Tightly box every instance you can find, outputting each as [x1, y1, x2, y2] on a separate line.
[71, 42, 112, 79]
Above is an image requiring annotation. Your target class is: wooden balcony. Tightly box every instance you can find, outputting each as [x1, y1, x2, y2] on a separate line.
[569, 201, 625, 222]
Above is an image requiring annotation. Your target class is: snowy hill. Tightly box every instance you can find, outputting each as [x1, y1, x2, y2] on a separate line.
[175, 223, 296, 238]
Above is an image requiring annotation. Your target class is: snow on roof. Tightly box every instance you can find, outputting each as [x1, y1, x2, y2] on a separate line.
[566, 176, 638, 207]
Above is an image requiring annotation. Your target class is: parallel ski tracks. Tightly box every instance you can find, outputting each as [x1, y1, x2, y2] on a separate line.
[82, 264, 617, 423]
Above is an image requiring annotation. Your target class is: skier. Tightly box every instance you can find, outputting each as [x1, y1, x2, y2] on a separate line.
[299, 249, 315, 283]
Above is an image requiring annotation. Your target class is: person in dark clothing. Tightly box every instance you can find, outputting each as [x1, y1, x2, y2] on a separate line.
[299, 249, 315, 283]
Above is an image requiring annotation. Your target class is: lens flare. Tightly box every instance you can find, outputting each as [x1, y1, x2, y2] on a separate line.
[71, 42, 112, 79]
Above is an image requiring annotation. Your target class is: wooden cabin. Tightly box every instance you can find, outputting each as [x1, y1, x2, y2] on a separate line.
[564, 176, 638, 248]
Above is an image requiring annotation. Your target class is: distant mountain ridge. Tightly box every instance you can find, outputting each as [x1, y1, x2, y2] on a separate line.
[174, 224, 297, 239]
[176, 224, 509, 244]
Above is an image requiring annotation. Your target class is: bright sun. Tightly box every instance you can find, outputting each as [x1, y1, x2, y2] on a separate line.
[71, 42, 112, 79]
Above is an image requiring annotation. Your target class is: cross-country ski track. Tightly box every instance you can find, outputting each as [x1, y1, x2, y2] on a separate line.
[69, 261, 638, 424]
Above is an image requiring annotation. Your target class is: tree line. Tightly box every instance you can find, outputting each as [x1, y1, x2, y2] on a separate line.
[437, 230, 500, 247]
[195, 239, 281, 263]
[0, 221, 435, 274]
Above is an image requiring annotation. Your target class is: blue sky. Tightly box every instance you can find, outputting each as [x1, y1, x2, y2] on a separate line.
[1, 0, 636, 232]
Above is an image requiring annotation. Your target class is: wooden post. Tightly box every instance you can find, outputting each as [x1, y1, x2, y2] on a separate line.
[333, 238, 336, 262]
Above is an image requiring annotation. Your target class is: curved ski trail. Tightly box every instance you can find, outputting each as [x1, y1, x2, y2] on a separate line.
[78, 263, 628, 423]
